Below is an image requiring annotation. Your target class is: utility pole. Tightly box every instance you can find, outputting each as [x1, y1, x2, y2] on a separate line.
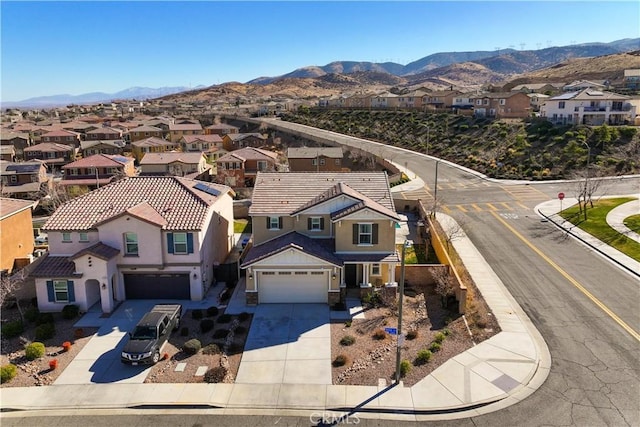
[581, 141, 591, 221]
[432, 160, 439, 218]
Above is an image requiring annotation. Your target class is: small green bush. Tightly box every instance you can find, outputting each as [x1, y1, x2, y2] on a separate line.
[429, 342, 441, 353]
[416, 349, 433, 365]
[344, 320, 352, 328]
[25, 342, 46, 360]
[204, 366, 228, 383]
[339, 335, 356, 346]
[35, 323, 55, 341]
[0, 364, 17, 383]
[1, 320, 24, 339]
[202, 343, 221, 355]
[332, 354, 349, 367]
[200, 318, 215, 333]
[62, 304, 80, 320]
[406, 329, 418, 340]
[434, 332, 446, 343]
[217, 314, 232, 324]
[180, 326, 189, 337]
[372, 329, 387, 340]
[191, 309, 203, 320]
[24, 307, 40, 323]
[212, 328, 229, 339]
[206, 306, 219, 317]
[400, 360, 411, 377]
[238, 312, 251, 322]
[443, 329, 451, 336]
[183, 339, 201, 355]
[35, 312, 54, 326]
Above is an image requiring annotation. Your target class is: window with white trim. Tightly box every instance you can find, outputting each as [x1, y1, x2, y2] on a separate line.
[62, 232, 72, 242]
[79, 232, 89, 242]
[371, 263, 381, 276]
[173, 232, 188, 254]
[124, 232, 138, 255]
[268, 216, 281, 230]
[310, 217, 322, 231]
[359, 224, 372, 244]
[53, 280, 69, 302]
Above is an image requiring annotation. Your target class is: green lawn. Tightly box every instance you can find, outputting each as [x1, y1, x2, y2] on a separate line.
[234, 219, 252, 233]
[624, 214, 640, 233]
[559, 197, 640, 261]
[398, 243, 440, 264]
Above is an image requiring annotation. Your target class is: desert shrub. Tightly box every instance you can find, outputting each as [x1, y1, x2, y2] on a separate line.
[238, 312, 251, 322]
[35, 322, 55, 341]
[416, 349, 433, 365]
[619, 127, 637, 138]
[400, 360, 411, 377]
[191, 309, 203, 320]
[433, 332, 446, 343]
[204, 366, 228, 383]
[35, 312, 54, 326]
[62, 304, 80, 320]
[429, 342, 441, 353]
[200, 318, 215, 333]
[372, 329, 387, 340]
[406, 329, 418, 340]
[234, 326, 247, 335]
[25, 342, 46, 360]
[332, 354, 349, 367]
[217, 314, 232, 324]
[344, 320, 352, 328]
[202, 343, 221, 355]
[443, 328, 451, 336]
[339, 335, 356, 346]
[180, 326, 189, 336]
[24, 307, 40, 323]
[206, 306, 219, 317]
[1, 320, 24, 339]
[0, 364, 17, 383]
[183, 339, 201, 355]
[212, 329, 229, 339]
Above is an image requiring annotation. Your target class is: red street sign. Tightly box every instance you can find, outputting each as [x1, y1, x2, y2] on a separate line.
[558, 192, 565, 200]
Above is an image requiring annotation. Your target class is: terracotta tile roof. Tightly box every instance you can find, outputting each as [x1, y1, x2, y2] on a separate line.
[59, 177, 115, 186]
[0, 132, 29, 141]
[249, 172, 395, 216]
[129, 125, 163, 133]
[24, 143, 74, 153]
[85, 127, 122, 135]
[217, 147, 278, 162]
[43, 176, 231, 232]
[30, 255, 82, 278]
[181, 134, 223, 143]
[71, 242, 120, 260]
[205, 124, 239, 130]
[226, 133, 267, 141]
[0, 182, 43, 194]
[0, 146, 15, 154]
[241, 232, 342, 268]
[0, 198, 35, 220]
[62, 154, 132, 169]
[80, 140, 126, 150]
[140, 152, 205, 165]
[132, 137, 177, 148]
[41, 129, 80, 138]
[287, 147, 343, 159]
[169, 123, 203, 131]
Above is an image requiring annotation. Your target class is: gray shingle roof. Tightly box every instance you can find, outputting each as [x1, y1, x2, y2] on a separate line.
[43, 176, 230, 232]
[139, 152, 205, 165]
[249, 172, 395, 216]
[241, 232, 342, 268]
[71, 242, 120, 260]
[30, 255, 82, 278]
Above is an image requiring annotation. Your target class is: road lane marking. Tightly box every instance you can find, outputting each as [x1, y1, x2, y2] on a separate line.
[490, 211, 640, 342]
[472, 204, 483, 212]
[517, 202, 529, 210]
[486, 203, 499, 211]
[456, 205, 468, 212]
[500, 202, 513, 211]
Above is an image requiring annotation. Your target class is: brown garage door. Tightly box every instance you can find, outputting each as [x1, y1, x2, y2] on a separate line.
[124, 273, 190, 299]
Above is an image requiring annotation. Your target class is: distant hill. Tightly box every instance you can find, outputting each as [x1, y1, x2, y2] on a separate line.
[3, 86, 206, 109]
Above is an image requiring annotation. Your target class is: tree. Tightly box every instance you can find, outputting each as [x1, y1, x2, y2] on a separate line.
[431, 267, 455, 308]
[0, 268, 29, 321]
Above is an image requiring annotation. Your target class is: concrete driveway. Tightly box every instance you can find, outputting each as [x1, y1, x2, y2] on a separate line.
[235, 304, 332, 385]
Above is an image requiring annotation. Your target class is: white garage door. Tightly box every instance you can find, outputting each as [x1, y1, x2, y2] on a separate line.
[259, 271, 328, 303]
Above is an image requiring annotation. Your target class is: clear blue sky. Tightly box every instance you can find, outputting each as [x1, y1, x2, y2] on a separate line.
[2, 1, 639, 101]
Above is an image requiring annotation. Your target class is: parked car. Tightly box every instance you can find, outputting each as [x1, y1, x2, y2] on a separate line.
[121, 304, 182, 365]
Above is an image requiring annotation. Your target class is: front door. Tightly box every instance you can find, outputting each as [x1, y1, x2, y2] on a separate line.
[344, 264, 360, 288]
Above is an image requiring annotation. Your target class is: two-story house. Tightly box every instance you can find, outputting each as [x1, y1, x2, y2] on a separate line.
[131, 137, 179, 163]
[84, 127, 123, 141]
[241, 172, 401, 306]
[0, 132, 30, 160]
[40, 129, 81, 148]
[1, 145, 16, 162]
[422, 90, 462, 111]
[397, 90, 428, 109]
[0, 160, 51, 199]
[80, 139, 126, 157]
[370, 92, 399, 109]
[205, 123, 239, 136]
[23, 142, 77, 170]
[470, 92, 531, 119]
[139, 152, 211, 179]
[215, 147, 278, 187]
[128, 125, 165, 142]
[222, 133, 269, 152]
[168, 122, 203, 143]
[60, 154, 136, 191]
[287, 147, 344, 172]
[32, 176, 235, 314]
[540, 88, 636, 125]
[0, 198, 36, 274]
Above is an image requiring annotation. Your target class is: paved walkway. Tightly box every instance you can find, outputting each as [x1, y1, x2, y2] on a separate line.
[606, 198, 640, 243]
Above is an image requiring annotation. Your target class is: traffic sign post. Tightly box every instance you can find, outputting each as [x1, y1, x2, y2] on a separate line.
[558, 192, 565, 213]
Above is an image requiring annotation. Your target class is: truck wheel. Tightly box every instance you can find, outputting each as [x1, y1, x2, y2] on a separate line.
[152, 350, 160, 364]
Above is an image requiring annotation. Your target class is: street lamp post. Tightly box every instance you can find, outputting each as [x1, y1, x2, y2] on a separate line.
[581, 141, 591, 221]
[395, 239, 412, 384]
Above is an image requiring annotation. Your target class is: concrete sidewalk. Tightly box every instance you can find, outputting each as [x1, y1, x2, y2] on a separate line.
[0, 213, 551, 421]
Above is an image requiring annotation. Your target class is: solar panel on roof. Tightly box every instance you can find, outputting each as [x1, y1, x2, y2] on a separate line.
[194, 182, 220, 196]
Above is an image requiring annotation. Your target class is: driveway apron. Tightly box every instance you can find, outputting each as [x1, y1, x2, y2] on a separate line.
[236, 304, 332, 385]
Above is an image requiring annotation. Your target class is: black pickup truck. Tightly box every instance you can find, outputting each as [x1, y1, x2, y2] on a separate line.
[121, 304, 182, 365]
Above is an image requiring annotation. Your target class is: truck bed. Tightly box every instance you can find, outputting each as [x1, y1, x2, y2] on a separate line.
[150, 304, 182, 318]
